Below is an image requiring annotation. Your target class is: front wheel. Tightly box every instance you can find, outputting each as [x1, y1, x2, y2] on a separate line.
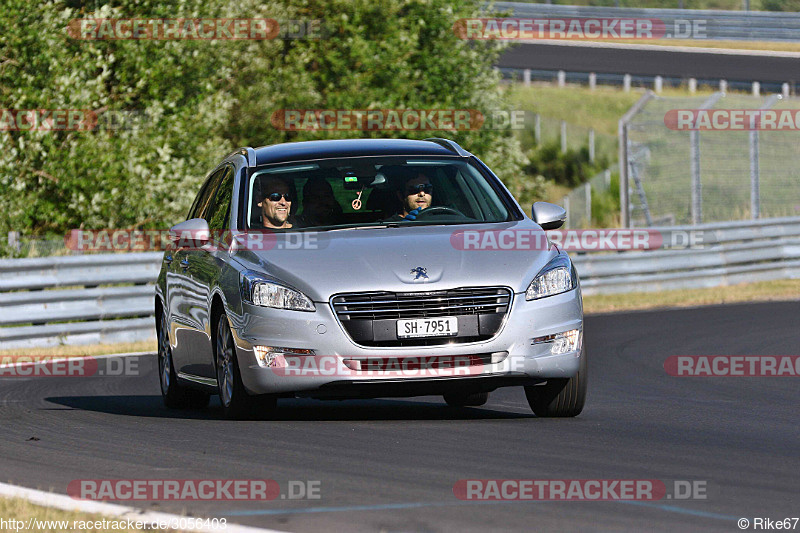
[215, 313, 277, 419]
[157, 309, 209, 409]
[524, 346, 587, 417]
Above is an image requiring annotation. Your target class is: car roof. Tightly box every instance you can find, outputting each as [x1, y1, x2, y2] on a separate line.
[251, 138, 469, 166]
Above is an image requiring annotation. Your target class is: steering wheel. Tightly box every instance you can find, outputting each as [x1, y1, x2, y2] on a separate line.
[414, 206, 466, 219]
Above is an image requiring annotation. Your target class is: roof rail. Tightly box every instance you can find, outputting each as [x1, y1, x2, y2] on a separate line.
[423, 138, 470, 156]
[224, 147, 257, 166]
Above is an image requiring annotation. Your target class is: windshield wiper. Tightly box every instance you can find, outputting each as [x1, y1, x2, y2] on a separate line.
[323, 223, 399, 232]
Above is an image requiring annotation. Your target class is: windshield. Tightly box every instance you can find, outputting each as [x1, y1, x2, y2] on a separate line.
[245, 156, 515, 230]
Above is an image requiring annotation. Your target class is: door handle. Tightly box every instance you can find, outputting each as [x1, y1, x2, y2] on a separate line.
[180, 258, 190, 270]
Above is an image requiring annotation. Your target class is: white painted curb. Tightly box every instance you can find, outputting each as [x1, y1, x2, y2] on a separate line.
[0, 481, 287, 533]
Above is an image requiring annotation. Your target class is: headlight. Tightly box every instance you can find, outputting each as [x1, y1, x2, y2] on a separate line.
[526, 253, 577, 300]
[241, 271, 315, 312]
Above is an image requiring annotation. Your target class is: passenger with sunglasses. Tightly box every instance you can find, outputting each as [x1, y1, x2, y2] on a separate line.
[390, 173, 433, 221]
[258, 176, 295, 229]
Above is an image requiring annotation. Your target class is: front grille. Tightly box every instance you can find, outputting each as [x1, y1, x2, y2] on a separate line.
[331, 287, 512, 347]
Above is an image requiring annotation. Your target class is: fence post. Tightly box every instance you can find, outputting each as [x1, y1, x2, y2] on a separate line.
[688, 78, 697, 94]
[752, 81, 760, 96]
[751, 94, 780, 220]
[720, 79, 727, 93]
[523, 69, 531, 86]
[589, 128, 595, 162]
[8, 231, 21, 253]
[560, 120, 567, 153]
[589, 72, 596, 90]
[691, 92, 723, 225]
[690, 129, 702, 224]
[618, 91, 655, 228]
[782, 82, 790, 98]
[654, 76, 663, 93]
[585, 182, 592, 226]
[623, 74, 631, 92]
[557, 70, 566, 87]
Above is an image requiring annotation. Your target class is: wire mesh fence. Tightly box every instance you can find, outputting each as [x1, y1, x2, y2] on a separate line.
[621, 92, 800, 227]
[532, 115, 616, 164]
[559, 166, 617, 228]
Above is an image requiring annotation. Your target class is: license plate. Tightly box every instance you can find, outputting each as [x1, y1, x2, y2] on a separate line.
[397, 317, 458, 338]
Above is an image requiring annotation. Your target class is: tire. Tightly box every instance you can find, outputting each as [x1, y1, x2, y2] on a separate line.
[443, 391, 489, 407]
[215, 313, 277, 419]
[524, 346, 587, 418]
[157, 309, 210, 409]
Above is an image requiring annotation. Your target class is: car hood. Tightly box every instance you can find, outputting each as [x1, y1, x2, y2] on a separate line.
[231, 220, 558, 301]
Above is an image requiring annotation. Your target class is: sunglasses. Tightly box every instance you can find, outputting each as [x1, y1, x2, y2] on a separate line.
[406, 183, 433, 195]
[266, 192, 292, 202]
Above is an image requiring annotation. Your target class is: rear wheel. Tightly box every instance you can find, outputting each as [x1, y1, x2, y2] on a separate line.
[443, 391, 489, 407]
[157, 309, 209, 409]
[524, 346, 587, 417]
[215, 313, 277, 419]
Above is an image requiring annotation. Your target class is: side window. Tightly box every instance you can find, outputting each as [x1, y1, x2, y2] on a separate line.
[205, 166, 235, 230]
[187, 169, 223, 221]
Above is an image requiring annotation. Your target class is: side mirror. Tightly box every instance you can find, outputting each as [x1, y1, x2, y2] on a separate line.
[169, 218, 210, 247]
[531, 202, 566, 230]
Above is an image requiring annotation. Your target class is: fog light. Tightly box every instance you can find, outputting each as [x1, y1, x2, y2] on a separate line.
[342, 359, 361, 371]
[490, 351, 509, 364]
[253, 346, 314, 367]
[532, 329, 582, 355]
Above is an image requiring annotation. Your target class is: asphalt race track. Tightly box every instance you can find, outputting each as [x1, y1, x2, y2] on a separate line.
[1, 301, 798, 532]
[498, 42, 800, 83]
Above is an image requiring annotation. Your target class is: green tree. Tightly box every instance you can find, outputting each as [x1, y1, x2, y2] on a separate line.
[0, 0, 535, 247]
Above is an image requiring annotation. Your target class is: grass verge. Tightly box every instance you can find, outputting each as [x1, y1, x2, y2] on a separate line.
[0, 496, 164, 532]
[583, 279, 800, 314]
[508, 84, 642, 137]
[0, 340, 155, 357]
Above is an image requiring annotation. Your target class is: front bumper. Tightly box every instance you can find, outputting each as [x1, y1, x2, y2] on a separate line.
[232, 286, 583, 396]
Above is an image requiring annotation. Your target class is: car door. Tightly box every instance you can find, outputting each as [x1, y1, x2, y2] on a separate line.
[181, 164, 236, 379]
[167, 167, 226, 377]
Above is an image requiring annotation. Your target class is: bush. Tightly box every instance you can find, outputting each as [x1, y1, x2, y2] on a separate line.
[524, 141, 608, 189]
[590, 172, 621, 227]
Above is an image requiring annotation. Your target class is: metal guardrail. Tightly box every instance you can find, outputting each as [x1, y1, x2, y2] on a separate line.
[496, 3, 800, 41]
[0, 253, 161, 349]
[1, 218, 799, 348]
[573, 216, 800, 294]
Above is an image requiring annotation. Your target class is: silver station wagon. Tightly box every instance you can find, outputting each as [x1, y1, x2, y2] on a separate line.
[155, 138, 585, 418]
